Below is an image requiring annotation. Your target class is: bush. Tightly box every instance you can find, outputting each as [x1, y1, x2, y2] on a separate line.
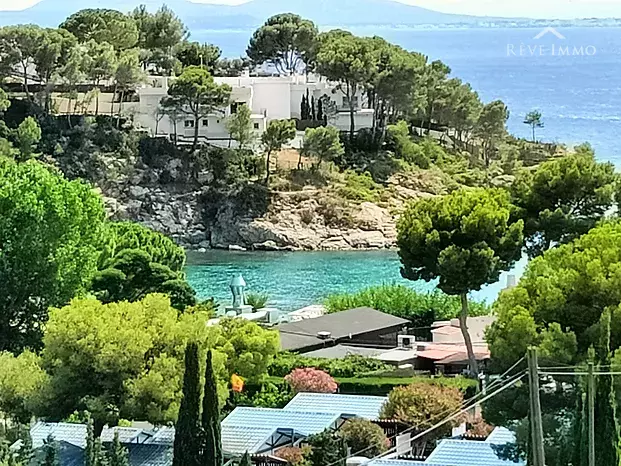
[335, 376, 477, 398]
[338, 171, 383, 203]
[235, 382, 293, 409]
[246, 292, 269, 310]
[340, 419, 389, 457]
[381, 382, 463, 433]
[316, 195, 355, 229]
[139, 137, 179, 169]
[276, 446, 312, 466]
[269, 353, 391, 378]
[387, 122, 431, 169]
[325, 284, 489, 336]
[285, 368, 338, 394]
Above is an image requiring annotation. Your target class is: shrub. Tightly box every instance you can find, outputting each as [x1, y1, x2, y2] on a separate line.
[340, 419, 389, 457]
[269, 353, 391, 378]
[285, 368, 338, 394]
[325, 284, 488, 334]
[235, 382, 293, 409]
[276, 446, 312, 466]
[316, 195, 355, 229]
[338, 171, 383, 203]
[246, 292, 269, 310]
[381, 382, 463, 434]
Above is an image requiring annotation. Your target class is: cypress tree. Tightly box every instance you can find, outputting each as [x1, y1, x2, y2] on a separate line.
[107, 432, 129, 466]
[42, 435, 60, 466]
[594, 309, 620, 466]
[300, 95, 307, 120]
[201, 350, 222, 466]
[173, 343, 202, 466]
[85, 418, 97, 466]
[311, 96, 316, 121]
[317, 98, 324, 123]
[239, 451, 251, 466]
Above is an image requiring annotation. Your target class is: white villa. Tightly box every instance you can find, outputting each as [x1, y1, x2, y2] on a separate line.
[124, 72, 375, 147]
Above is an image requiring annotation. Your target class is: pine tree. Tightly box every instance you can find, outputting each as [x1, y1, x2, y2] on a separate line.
[201, 350, 222, 466]
[42, 435, 60, 466]
[594, 309, 619, 466]
[173, 343, 202, 466]
[107, 432, 129, 466]
[239, 451, 251, 466]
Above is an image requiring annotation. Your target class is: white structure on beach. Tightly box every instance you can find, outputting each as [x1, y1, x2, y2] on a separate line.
[127, 72, 374, 147]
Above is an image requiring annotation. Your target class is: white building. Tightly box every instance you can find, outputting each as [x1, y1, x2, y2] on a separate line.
[125, 73, 375, 148]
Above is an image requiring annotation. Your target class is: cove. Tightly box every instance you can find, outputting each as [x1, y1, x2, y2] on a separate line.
[185, 250, 528, 312]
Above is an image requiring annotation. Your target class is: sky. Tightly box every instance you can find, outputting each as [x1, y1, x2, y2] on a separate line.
[1, 0, 621, 18]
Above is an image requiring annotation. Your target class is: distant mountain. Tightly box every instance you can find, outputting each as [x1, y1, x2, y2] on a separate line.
[0, 0, 485, 29]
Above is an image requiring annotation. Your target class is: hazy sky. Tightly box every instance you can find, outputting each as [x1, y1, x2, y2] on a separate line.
[1, 0, 621, 18]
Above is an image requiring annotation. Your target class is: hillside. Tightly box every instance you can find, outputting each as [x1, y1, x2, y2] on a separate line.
[0, 0, 484, 28]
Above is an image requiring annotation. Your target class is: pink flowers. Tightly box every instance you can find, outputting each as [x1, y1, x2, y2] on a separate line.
[285, 368, 338, 394]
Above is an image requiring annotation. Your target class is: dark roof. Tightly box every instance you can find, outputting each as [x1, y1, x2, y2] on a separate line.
[278, 308, 409, 352]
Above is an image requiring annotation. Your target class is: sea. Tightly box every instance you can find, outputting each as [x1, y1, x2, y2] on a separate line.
[185, 26, 619, 309]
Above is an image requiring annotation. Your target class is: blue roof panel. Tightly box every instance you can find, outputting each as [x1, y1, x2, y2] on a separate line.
[426, 439, 525, 466]
[223, 407, 341, 435]
[30, 422, 87, 449]
[284, 393, 387, 419]
[366, 460, 450, 466]
[486, 427, 517, 445]
[222, 425, 276, 454]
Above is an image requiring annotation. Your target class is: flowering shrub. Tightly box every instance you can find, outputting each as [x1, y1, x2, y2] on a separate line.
[284, 368, 338, 394]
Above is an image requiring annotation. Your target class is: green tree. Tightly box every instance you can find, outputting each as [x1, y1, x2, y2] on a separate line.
[0, 160, 105, 352]
[41, 436, 59, 466]
[339, 419, 388, 458]
[107, 432, 129, 466]
[440, 80, 482, 144]
[166, 66, 232, 150]
[60, 9, 138, 51]
[225, 104, 254, 150]
[176, 42, 221, 72]
[487, 221, 621, 372]
[0, 351, 46, 423]
[300, 126, 344, 168]
[247, 14, 318, 74]
[239, 452, 251, 466]
[83, 40, 117, 115]
[0, 25, 41, 100]
[316, 31, 376, 139]
[261, 119, 296, 184]
[524, 110, 544, 142]
[173, 343, 202, 466]
[215, 318, 280, 382]
[85, 418, 105, 466]
[474, 100, 509, 167]
[58, 43, 88, 123]
[306, 430, 347, 466]
[132, 5, 187, 72]
[510, 151, 616, 258]
[0, 88, 10, 113]
[397, 188, 524, 375]
[14, 117, 41, 162]
[113, 49, 144, 118]
[38, 294, 220, 431]
[201, 350, 222, 466]
[594, 309, 619, 466]
[417, 59, 452, 134]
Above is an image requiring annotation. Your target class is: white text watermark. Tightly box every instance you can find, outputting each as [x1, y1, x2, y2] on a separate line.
[507, 27, 597, 57]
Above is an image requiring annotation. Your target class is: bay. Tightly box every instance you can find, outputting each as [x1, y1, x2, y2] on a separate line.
[186, 250, 528, 312]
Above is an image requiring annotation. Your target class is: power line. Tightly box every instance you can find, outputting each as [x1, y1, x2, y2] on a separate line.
[323, 368, 527, 466]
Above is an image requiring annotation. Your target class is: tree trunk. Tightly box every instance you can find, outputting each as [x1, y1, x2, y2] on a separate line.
[460, 293, 479, 377]
[349, 97, 356, 143]
[117, 90, 125, 129]
[22, 65, 31, 101]
[297, 150, 303, 170]
[265, 150, 272, 185]
[192, 115, 199, 151]
[532, 125, 536, 142]
[111, 84, 118, 116]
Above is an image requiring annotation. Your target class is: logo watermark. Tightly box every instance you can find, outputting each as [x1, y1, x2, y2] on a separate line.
[507, 27, 597, 57]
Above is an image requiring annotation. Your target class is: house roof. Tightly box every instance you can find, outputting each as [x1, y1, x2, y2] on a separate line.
[366, 461, 447, 466]
[101, 427, 146, 444]
[486, 427, 517, 445]
[222, 407, 342, 435]
[426, 439, 525, 466]
[144, 427, 175, 445]
[415, 349, 459, 361]
[284, 393, 387, 420]
[127, 444, 173, 466]
[222, 426, 278, 455]
[30, 422, 87, 449]
[435, 351, 491, 365]
[303, 345, 385, 359]
[278, 308, 409, 352]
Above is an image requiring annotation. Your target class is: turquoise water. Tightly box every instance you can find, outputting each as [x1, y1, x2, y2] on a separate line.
[185, 250, 528, 312]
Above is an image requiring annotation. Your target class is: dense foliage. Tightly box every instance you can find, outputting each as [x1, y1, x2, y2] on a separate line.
[324, 284, 489, 331]
[268, 353, 391, 378]
[0, 159, 105, 352]
[285, 368, 338, 394]
[339, 419, 389, 457]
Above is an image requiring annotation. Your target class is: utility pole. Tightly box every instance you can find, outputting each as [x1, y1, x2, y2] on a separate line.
[527, 347, 546, 466]
[587, 361, 595, 466]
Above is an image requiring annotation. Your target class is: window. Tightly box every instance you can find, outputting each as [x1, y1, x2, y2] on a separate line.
[254, 123, 260, 130]
[184, 120, 195, 128]
[202, 119, 209, 127]
[230, 102, 246, 114]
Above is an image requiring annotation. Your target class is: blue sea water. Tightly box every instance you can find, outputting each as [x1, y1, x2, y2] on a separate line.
[186, 26, 615, 309]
